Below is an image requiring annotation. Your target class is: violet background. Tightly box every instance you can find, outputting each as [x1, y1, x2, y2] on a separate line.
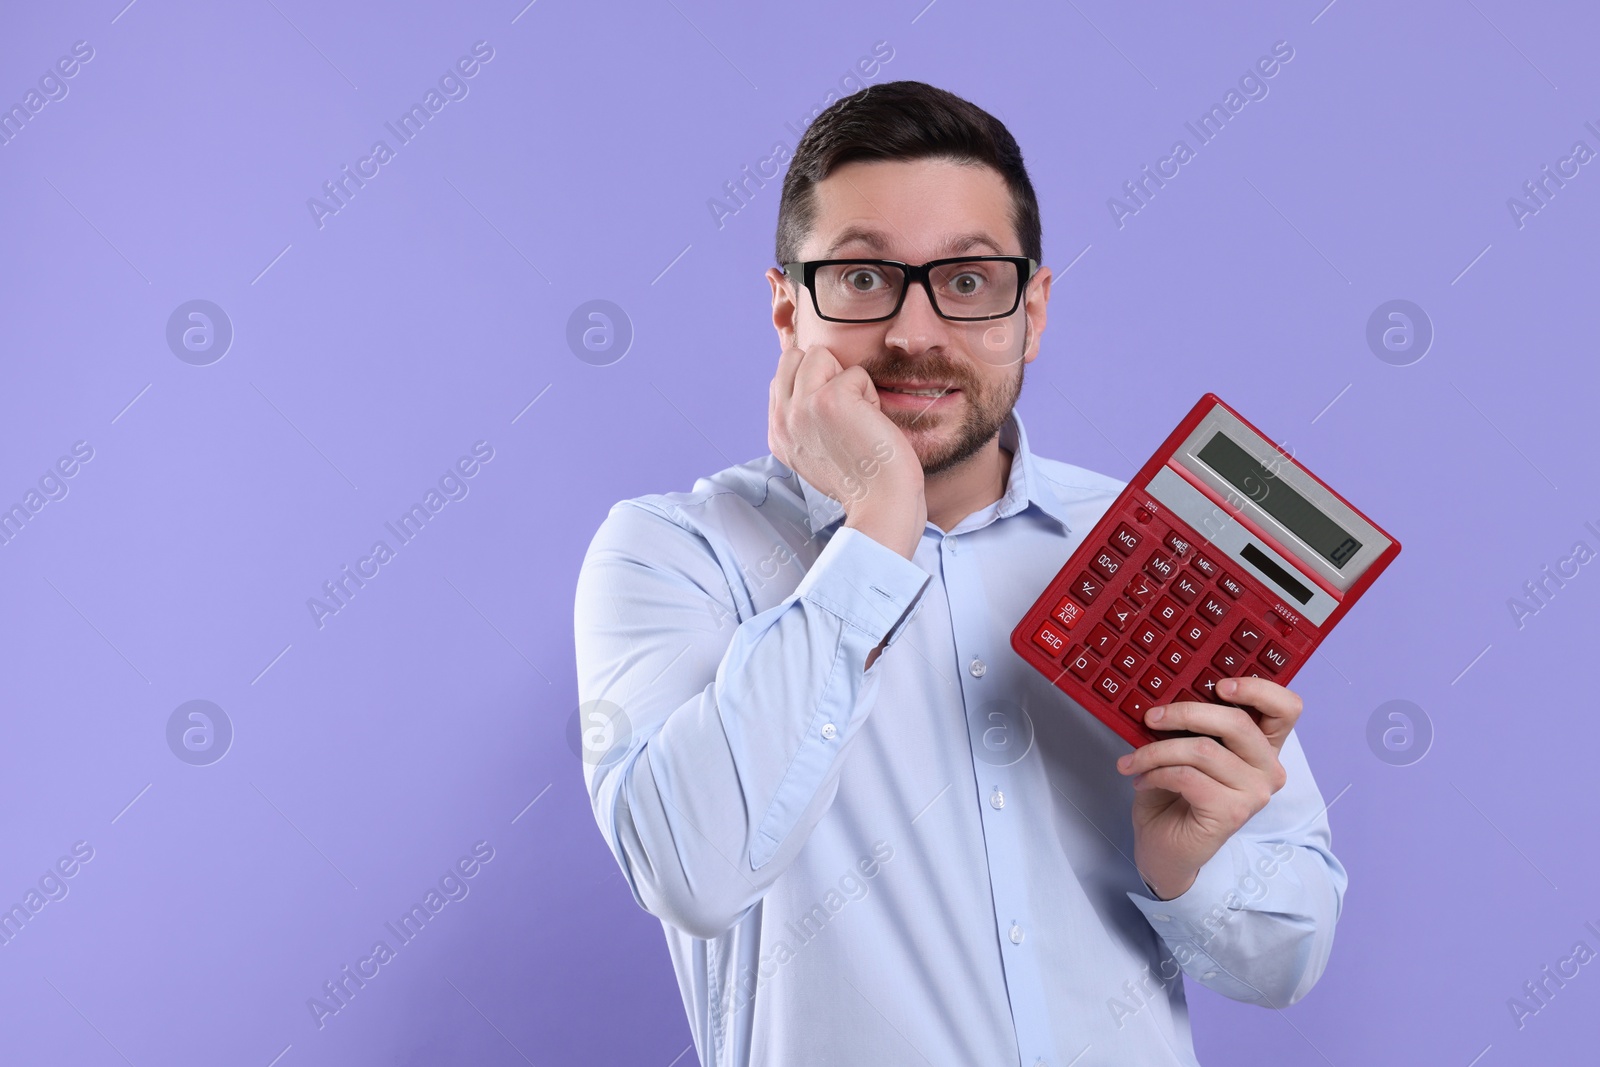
[1, 1, 1596, 1064]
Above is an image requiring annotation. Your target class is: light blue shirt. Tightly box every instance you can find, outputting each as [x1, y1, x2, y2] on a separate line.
[574, 410, 1346, 1067]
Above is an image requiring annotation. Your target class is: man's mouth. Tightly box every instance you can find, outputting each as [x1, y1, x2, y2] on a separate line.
[876, 381, 960, 397]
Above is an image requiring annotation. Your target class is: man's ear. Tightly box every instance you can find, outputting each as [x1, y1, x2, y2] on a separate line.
[766, 266, 799, 351]
[1021, 265, 1052, 365]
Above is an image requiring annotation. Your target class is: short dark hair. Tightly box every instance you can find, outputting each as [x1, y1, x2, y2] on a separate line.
[775, 80, 1042, 268]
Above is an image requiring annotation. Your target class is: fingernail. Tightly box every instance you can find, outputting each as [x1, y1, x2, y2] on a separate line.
[1117, 755, 1131, 771]
[1147, 706, 1164, 723]
[1219, 678, 1236, 696]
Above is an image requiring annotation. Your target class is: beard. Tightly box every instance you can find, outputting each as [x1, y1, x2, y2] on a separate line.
[861, 319, 1027, 477]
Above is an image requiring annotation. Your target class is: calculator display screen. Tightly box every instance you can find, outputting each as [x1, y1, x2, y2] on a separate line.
[1195, 432, 1363, 569]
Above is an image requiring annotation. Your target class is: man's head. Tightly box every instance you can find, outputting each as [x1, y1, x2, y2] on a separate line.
[767, 81, 1051, 477]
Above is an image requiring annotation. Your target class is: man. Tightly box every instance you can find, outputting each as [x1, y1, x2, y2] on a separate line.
[574, 80, 1345, 1066]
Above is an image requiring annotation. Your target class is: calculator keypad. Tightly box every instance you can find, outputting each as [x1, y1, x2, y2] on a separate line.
[1016, 498, 1313, 744]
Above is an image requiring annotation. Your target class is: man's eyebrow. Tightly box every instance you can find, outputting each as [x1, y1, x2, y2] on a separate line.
[821, 227, 1007, 259]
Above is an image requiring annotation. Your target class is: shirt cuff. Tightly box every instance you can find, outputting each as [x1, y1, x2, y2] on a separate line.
[794, 525, 930, 650]
[1125, 837, 1253, 938]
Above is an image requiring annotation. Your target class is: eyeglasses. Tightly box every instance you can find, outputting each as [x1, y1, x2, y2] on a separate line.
[782, 256, 1038, 323]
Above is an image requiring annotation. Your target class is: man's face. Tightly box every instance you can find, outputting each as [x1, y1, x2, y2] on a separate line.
[767, 157, 1051, 476]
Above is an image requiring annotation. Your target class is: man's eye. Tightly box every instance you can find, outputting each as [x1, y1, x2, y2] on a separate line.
[846, 270, 885, 291]
[950, 273, 984, 295]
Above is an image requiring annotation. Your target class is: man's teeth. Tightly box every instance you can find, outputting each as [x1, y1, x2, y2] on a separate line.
[883, 386, 952, 396]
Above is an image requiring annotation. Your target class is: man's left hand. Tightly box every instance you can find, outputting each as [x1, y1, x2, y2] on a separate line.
[1114, 676, 1303, 900]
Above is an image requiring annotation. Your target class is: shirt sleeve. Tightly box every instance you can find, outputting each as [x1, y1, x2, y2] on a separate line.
[574, 500, 931, 940]
[1122, 729, 1348, 1007]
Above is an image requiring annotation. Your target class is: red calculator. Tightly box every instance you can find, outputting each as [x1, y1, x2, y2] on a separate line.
[1010, 393, 1401, 749]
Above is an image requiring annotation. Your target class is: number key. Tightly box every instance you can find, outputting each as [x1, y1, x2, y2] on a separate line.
[1139, 665, 1173, 698]
[1083, 623, 1117, 656]
[1151, 596, 1182, 629]
[1112, 645, 1144, 676]
[1095, 668, 1126, 701]
[1132, 622, 1162, 652]
[1158, 642, 1188, 672]
[1104, 599, 1137, 633]
[1124, 573, 1156, 607]
[1177, 617, 1211, 649]
[1066, 647, 1097, 680]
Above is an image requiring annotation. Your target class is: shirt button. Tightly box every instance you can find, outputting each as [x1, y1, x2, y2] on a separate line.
[947, 537, 959, 554]
[821, 723, 837, 740]
[1153, 913, 1172, 922]
[969, 657, 987, 678]
[1009, 923, 1024, 945]
[989, 789, 1005, 810]
[1202, 970, 1218, 979]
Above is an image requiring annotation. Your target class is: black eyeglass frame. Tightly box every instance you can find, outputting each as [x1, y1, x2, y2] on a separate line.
[782, 255, 1040, 323]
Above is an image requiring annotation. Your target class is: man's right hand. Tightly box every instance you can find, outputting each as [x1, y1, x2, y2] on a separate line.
[768, 344, 927, 560]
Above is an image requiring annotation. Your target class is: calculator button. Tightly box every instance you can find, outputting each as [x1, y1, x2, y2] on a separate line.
[1175, 689, 1202, 705]
[1066, 647, 1097, 680]
[1070, 573, 1103, 603]
[1135, 507, 1153, 525]
[1123, 573, 1157, 607]
[1110, 523, 1141, 556]
[1091, 548, 1123, 580]
[1151, 597, 1182, 629]
[1217, 572, 1245, 599]
[1032, 622, 1068, 659]
[1104, 599, 1137, 632]
[1120, 690, 1152, 720]
[1258, 641, 1292, 673]
[1084, 624, 1117, 656]
[1193, 668, 1224, 702]
[1158, 642, 1188, 672]
[1176, 618, 1211, 649]
[1094, 668, 1127, 701]
[1170, 573, 1203, 605]
[1144, 552, 1176, 583]
[1132, 622, 1162, 652]
[1052, 597, 1085, 630]
[1138, 665, 1174, 698]
[1163, 531, 1192, 557]
[1111, 645, 1144, 677]
[1199, 595, 1229, 623]
[1210, 643, 1247, 674]
[1230, 620, 1264, 652]
[1191, 553, 1219, 579]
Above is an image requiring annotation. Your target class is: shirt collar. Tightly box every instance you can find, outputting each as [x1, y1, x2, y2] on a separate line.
[791, 409, 1076, 538]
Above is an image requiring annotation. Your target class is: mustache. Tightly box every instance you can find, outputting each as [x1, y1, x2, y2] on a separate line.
[860, 354, 975, 392]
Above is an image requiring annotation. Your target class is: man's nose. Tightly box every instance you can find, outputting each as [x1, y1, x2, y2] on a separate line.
[885, 278, 951, 353]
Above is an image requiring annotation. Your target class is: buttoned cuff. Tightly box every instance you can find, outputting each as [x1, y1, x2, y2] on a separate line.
[1126, 837, 1248, 936]
[1123, 838, 1278, 997]
[794, 526, 930, 651]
